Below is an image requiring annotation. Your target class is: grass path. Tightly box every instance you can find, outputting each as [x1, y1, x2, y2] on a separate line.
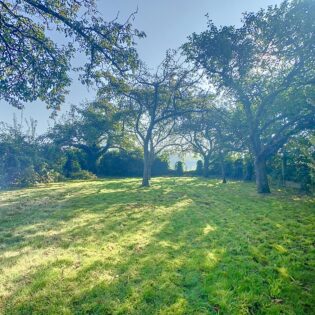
[0, 178, 314, 314]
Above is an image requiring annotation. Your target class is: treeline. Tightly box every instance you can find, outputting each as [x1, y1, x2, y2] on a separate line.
[1, 117, 313, 192]
[0, 119, 169, 188]
[193, 141, 314, 192]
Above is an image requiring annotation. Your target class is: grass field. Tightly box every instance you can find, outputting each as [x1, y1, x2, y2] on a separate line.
[0, 177, 314, 314]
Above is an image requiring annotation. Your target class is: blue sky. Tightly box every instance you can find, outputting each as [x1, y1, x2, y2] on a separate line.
[1, 0, 282, 133]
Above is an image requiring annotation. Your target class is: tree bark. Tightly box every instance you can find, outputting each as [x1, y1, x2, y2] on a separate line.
[148, 142, 154, 180]
[254, 156, 270, 193]
[142, 141, 150, 187]
[148, 162, 152, 180]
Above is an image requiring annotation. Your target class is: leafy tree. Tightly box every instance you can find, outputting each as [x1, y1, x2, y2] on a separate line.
[179, 104, 242, 182]
[47, 100, 124, 174]
[180, 111, 216, 178]
[103, 52, 203, 186]
[269, 133, 315, 192]
[0, 0, 144, 110]
[183, 0, 315, 193]
[0, 117, 59, 187]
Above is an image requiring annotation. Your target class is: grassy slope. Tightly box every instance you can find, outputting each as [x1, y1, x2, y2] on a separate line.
[0, 178, 314, 315]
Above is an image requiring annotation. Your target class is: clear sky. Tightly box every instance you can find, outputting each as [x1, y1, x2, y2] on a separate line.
[1, 0, 282, 133]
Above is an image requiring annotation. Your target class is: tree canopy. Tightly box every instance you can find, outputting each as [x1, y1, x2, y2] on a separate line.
[0, 0, 144, 110]
[183, 0, 315, 192]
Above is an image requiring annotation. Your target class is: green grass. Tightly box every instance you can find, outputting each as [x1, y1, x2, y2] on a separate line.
[0, 177, 314, 314]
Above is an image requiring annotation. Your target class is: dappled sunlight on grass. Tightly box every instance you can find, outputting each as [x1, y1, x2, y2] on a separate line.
[203, 224, 217, 235]
[277, 266, 290, 279]
[0, 177, 314, 314]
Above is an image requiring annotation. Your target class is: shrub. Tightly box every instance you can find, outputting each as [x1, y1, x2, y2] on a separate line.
[175, 161, 184, 176]
[233, 159, 244, 180]
[98, 151, 169, 177]
[63, 152, 81, 178]
[195, 160, 203, 176]
[70, 170, 97, 180]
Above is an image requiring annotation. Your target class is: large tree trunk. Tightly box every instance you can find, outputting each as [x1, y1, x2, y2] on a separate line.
[142, 141, 150, 187]
[148, 143, 154, 180]
[148, 162, 152, 180]
[241, 100, 270, 193]
[254, 156, 270, 193]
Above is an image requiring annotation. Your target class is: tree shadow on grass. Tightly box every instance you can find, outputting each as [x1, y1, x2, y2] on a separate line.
[1, 177, 314, 314]
[3, 199, 222, 314]
[0, 178, 196, 272]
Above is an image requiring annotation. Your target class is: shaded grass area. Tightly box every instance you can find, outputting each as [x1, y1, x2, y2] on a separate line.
[0, 177, 314, 314]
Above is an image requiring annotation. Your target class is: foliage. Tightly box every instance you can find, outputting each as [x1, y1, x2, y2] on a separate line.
[1, 0, 315, 194]
[0, 115, 171, 188]
[195, 160, 203, 176]
[244, 157, 254, 181]
[151, 154, 170, 177]
[0, 178, 314, 314]
[179, 104, 243, 180]
[47, 100, 126, 174]
[98, 150, 169, 177]
[102, 51, 204, 186]
[98, 150, 144, 177]
[183, 0, 315, 193]
[175, 161, 184, 176]
[233, 158, 244, 180]
[69, 170, 97, 180]
[63, 151, 82, 177]
[0, 0, 144, 110]
[0, 118, 61, 188]
[268, 133, 315, 192]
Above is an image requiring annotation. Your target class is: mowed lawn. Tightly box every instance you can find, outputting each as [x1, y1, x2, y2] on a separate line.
[0, 178, 314, 315]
